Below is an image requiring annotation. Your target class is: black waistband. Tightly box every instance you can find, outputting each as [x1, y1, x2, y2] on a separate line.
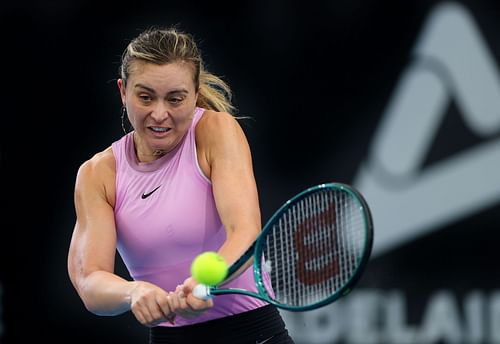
[150, 304, 288, 344]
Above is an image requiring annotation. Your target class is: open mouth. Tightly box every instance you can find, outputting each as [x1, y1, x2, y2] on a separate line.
[149, 126, 172, 134]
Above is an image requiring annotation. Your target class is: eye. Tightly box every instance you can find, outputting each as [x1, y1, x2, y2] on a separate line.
[168, 96, 185, 105]
[139, 94, 153, 103]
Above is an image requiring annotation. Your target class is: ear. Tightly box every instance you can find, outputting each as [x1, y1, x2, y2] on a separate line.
[117, 79, 126, 105]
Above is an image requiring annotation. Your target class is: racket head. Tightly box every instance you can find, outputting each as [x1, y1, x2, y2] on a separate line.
[252, 182, 374, 311]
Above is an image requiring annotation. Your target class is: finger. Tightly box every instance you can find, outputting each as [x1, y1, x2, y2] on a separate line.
[182, 284, 192, 296]
[144, 306, 164, 327]
[134, 306, 158, 327]
[131, 307, 148, 326]
[182, 277, 197, 294]
[134, 293, 168, 326]
[186, 292, 214, 311]
[173, 293, 200, 319]
[155, 294, 174, 323]
[130, 298, 157, 326]
[177, 292, 190, 310]
[164, 293, 179, 324]
[175, 284, 185, 298]
[163, 294, 176, 325]
[172, 292, 186, 309]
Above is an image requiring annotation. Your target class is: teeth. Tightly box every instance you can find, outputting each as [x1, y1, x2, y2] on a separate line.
[151, 127, 169, 132]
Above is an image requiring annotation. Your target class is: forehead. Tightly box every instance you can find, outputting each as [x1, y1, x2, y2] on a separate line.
[128, 60, 196, 91]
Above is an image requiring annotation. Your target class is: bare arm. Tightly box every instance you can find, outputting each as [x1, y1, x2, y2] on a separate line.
[67, 150, 130, 314]
[67, 149, 176, 325]
[179, 110, 261, 308]
[197, 111, 261, 276]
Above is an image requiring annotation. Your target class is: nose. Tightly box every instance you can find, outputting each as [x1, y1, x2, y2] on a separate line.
[150, 103, 169, 122]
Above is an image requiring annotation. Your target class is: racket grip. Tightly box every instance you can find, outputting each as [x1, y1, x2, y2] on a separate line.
[193, 284, 212, 300]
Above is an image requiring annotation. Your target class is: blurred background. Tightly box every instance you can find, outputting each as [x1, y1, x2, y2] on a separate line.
[2, 0, 500, 343]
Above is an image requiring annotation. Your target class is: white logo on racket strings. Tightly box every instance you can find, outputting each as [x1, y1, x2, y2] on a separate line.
[354, 2, 500, 257]
[263, 260, 272, 273]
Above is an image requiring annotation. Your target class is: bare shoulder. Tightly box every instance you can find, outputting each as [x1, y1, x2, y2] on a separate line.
[78, 147, 115, 178]
[195, 110, 250, 176]
[75, 147, 116, 200]
[198, 109, 240, 130]
[196, 110, 245, 144]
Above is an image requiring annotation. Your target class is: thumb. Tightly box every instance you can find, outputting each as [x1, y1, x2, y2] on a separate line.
[182, 276, 197, 294]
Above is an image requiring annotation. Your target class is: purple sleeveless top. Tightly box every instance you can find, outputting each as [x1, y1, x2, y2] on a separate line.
[111, 107, 267, 327]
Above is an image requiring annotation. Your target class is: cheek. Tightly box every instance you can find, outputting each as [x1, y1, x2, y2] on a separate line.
[182, 108, 196, 125]
[126, 106, 146, 127]
[126, 112, 135, 126]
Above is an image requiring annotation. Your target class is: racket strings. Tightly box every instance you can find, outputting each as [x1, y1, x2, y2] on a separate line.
[262, 189, 366, 307]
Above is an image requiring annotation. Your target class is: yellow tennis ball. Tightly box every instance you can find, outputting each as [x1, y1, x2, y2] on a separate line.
[191, 251, 228, 286]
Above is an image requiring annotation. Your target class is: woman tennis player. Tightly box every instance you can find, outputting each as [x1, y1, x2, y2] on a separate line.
[67, 26, 295, 344]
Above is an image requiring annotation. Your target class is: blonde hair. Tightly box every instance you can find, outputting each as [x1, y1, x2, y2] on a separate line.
[119, 26, 236, 114]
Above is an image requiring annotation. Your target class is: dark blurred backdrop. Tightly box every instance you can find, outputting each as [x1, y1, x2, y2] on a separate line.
[2, 0, 500, 343]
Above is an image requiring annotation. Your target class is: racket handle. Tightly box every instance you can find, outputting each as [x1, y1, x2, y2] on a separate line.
[193, 284, 212, 300]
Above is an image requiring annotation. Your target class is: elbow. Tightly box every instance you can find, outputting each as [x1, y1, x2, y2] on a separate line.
[84, 303, 118, 317]
[72, 279, 99, 315]
[68, 272, 105, 316]
[73, 274, 129, 317]
[79, 292, 102, 316]
[78, 286, 124, 317]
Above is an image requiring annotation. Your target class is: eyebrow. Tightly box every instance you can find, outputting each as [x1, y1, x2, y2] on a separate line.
[134, 83, 189, 95]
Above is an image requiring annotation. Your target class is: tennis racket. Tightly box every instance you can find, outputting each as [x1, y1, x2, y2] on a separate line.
[193, 182, 374, 311]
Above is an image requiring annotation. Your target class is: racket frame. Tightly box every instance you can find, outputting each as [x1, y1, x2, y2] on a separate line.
[202, 182, 374, 311]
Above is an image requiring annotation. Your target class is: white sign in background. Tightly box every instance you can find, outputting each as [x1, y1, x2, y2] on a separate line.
[282, 2, 500, 343]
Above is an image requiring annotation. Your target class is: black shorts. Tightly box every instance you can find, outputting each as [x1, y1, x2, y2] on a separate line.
[149, 304, 295, 344]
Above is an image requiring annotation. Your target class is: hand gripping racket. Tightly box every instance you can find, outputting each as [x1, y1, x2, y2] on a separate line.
[193, 182, 374, 311]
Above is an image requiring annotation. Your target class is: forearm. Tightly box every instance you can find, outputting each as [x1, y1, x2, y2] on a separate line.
[216, 228, 258, 283]
[76, 270, 136, 316]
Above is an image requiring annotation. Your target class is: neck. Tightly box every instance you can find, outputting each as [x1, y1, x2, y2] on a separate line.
[132, 132, 169, 162]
